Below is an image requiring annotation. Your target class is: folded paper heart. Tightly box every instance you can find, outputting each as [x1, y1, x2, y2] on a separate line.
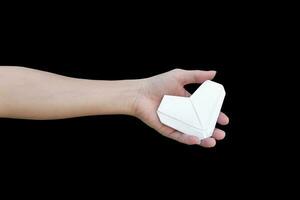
[157, 80, 225, 140]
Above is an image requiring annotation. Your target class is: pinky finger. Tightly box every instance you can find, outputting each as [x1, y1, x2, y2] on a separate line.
[162, 131, 200, 145]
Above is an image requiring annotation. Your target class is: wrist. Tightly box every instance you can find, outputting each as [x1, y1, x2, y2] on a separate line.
[114, 79, 145, 116]
[69, 78, 146, 117]
[124, 79, 145, 117]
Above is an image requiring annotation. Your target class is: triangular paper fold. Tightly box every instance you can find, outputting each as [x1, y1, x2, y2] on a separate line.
[157, 80, 225, 140]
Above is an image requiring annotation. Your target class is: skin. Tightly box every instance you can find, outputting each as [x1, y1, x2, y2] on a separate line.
[0, 67, 229, 148]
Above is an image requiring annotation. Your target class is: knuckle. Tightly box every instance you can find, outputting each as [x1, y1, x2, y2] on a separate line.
[172, 68, 184, 73]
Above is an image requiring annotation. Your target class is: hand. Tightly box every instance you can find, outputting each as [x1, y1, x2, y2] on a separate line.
[132, 69, 229, 148]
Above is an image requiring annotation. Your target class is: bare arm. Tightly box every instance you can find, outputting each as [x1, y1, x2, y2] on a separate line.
[0, 66, 229, 147]
[0, 66, 138, 119]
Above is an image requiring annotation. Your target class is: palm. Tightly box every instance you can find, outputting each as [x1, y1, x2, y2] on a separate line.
[133, 69, 229, 147]
[135, 72, 186, 129]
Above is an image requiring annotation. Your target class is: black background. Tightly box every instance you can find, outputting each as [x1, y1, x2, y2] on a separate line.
[0, 43, 252, 187]
[0, 3, 297, 196]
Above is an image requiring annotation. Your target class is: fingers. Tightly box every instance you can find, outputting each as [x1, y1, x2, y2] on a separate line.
[159, 128, 200, 145]
[199, 128, 225, 147]
[172, 69, 216, 85]
[212, 128, 226, 140]
[159, 126, 226, 147]
[152, 119, 197, 145]
[199, 138, 216, 148]
[154, 110, 229, 147]
[200, 127, 226, 147]
[217, 112, 229, 125]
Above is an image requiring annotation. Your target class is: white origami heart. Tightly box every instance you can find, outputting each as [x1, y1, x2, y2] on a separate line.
[157, 80, 225, 140]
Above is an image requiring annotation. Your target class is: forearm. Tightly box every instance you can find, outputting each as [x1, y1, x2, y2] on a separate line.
[0, 66, 140, 119]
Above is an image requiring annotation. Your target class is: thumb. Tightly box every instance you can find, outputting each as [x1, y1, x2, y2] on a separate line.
[178, 69, 216, 85]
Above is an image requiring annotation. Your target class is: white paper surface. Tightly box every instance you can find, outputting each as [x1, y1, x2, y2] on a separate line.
[157, 80, 226, 140]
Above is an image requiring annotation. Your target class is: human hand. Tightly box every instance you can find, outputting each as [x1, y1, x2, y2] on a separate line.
[0, 66, 228, 147]
[132, 69, 229, 148]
